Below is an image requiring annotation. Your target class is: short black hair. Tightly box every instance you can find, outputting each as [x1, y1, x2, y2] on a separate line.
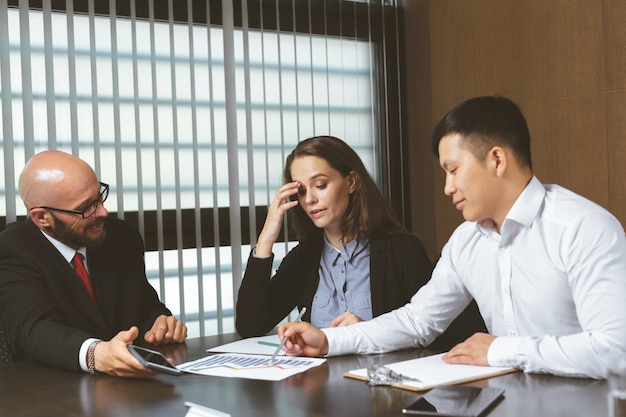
[431, 96, 532, 170]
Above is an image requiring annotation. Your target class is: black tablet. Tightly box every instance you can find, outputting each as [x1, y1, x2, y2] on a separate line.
[127, 344, 182, 376]
[402, 386, 504, 417]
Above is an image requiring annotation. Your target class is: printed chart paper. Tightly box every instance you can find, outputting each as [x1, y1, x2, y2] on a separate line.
[206, 335, 285, 356]
[178, 353, 326, 381]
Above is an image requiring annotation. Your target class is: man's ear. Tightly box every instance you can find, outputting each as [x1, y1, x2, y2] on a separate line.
[29, 208, 53, 228]
[488, 146, 508, 177]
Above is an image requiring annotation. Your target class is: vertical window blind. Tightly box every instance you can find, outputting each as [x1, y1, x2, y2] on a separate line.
[0, 0, 406, 338]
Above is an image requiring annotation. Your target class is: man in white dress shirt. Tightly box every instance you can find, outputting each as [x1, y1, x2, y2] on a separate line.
[277, 95, 626, 378]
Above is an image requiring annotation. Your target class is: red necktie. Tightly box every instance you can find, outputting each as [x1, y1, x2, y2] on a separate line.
[73, 252, 97, 302]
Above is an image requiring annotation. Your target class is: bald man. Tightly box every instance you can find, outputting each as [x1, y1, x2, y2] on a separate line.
[0, 150, 187, 377]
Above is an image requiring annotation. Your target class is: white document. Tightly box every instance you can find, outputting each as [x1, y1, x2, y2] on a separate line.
[177, 353, 327, 381]
[346, 353, 516, 391]
[207, 335, 285, 356]
[184, 401, 231, 417]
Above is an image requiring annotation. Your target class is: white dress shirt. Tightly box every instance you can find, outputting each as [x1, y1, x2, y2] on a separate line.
[324, 177, 626, 378]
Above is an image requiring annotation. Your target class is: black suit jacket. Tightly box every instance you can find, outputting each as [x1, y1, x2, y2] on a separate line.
[235, 232, 433, 337]
[0, 217, 172, 371]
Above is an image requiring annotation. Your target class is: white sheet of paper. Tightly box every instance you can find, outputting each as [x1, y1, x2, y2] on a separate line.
[206, 335, 285, 356]
[348, 353, 515, 389]
[177, 353, 326, 381]
[184, 401, 231, 417]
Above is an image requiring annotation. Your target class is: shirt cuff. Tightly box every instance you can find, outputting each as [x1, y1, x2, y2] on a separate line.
[322, 326, 357, 357]
[79, 338, 101, 372]
[487, 336, 522, 368]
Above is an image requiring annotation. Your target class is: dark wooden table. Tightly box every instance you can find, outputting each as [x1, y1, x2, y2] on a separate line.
[0, 333, 608, 417]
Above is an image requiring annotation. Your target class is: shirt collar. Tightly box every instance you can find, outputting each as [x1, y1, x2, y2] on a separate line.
[505, 176, 545, 227]
[322, 234, 369, 264]
[40, 229, 87, 263]
[476, 176, 545, 235]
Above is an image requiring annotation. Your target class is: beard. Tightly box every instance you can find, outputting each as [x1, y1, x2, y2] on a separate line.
[49, 213, 107, 249]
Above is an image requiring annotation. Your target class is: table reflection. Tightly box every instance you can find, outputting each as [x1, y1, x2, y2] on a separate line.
[79, 375, 179, 417]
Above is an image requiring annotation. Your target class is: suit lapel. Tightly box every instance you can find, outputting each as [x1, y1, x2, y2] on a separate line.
[63, 259, 109, 330]
[87, 246, 119, 330]
[25, 219, 110, 333]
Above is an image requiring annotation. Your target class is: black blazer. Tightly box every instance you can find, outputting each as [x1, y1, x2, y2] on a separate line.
[235, 233, 433, 337]
[0, 217, 172, 371]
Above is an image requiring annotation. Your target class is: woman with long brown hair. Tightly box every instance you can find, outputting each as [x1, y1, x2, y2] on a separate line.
[236, 135, 432, 337]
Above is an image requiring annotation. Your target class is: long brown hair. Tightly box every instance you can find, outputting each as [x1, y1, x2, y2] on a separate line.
[283, 135, 410, 243]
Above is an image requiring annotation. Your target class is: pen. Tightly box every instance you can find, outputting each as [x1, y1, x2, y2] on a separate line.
[257, 340, 281, 348]
[268, 307, 306, 366]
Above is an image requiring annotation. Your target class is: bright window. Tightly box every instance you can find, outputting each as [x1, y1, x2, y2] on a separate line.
[1, 5, 381, 337]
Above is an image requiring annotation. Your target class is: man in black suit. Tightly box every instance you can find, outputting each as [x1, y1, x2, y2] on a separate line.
[0, 150, 187, 377]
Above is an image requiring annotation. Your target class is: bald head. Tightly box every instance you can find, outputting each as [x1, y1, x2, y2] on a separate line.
[19, 150, 99, 211]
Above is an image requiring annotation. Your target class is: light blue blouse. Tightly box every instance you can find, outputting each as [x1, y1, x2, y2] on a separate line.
[310, 236, 372, 328]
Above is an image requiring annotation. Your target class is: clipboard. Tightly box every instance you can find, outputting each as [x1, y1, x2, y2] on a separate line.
[343, 353, 518, 392]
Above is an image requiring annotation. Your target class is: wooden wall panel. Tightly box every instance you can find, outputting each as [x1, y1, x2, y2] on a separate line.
[408, 120, 440, 254]
[522, 96, 609, 207]
[603, 0, 626, 90]
[606, 91, 626, 228]
[428, 0, 604, 114]
[403, 0, 439, 256]
[603, 0, 626, 229]
[403, 0, 626, 253]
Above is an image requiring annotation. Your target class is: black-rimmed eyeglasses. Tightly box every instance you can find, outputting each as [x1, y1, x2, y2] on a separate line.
[34, 182, 109, 219]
